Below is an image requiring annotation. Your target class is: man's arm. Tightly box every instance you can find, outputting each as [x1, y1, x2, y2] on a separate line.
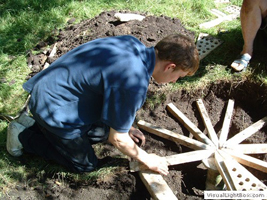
[108, 127, 169, 175]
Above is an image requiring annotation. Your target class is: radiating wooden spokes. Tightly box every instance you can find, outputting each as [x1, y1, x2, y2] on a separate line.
[130, 99, 267, 199]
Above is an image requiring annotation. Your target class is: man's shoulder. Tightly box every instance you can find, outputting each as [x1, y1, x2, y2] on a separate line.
[110, 35, 143, 45]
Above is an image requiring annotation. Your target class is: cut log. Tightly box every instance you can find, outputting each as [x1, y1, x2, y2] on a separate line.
[137, 120, 213, 150]
[224, 116, 267, 147]
[166, 103, 215, 147]
[196, 99, 218, 147]
[139, 172, 177, 200]
[223, 149, 267, 173]
[219, 99, 234, 147]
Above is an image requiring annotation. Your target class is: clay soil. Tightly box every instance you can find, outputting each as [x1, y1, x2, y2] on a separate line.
[5, 11, 267, 200]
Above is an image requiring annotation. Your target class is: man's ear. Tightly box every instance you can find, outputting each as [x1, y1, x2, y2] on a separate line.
[164, 63, 176, 72]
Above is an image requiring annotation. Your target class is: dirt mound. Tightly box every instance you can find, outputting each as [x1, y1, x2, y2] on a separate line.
[26, 10, 194, 78]
[7, 10, 266, 200]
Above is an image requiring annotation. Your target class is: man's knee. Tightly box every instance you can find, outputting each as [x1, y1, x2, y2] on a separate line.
[70, 159, 98, 173]
[242, 0, 257, 13]
[242, 0, 267, 15]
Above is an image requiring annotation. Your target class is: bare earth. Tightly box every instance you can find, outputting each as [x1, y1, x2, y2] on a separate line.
[5, 10, 267, 200]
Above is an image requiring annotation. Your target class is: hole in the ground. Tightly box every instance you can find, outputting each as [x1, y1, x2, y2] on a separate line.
[108, 20, 127, 26]
[137, 80, 267, 198]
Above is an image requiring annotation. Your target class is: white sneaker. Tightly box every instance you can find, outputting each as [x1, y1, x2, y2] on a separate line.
[6, 121, 26, 157]
[16, 112, 35, 128]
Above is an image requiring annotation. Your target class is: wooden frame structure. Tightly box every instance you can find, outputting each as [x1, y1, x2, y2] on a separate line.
[130, 99, 267, 200]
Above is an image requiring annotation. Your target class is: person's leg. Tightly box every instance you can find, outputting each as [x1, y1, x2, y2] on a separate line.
[87, 122, 109, 144]
[19, 123, 98, 173]
[241, 0, 267, 56]
[231, 0, 267, 71]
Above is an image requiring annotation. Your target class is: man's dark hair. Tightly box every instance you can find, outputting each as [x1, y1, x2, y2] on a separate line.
[155, 34, 199, 76]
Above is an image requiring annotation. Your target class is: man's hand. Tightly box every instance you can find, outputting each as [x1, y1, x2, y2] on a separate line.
[128, 127, 145, 147]
[108, 128, 168, 175]
[141, 153, 169, 176]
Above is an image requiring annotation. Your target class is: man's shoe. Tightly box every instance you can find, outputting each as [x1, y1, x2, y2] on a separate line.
[6, 121, 26, 157]
[16, 112, 35, 128]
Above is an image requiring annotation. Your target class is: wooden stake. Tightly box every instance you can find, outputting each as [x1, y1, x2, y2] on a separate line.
[224, 116, 267, 147]
[166, 103, 215, 147]
[223, 149, 267, 173]
[196, 99, 218, 147]
[219, 99, 234, 147]
[139, 172, 177, 200]
[137, 120, 213, 150]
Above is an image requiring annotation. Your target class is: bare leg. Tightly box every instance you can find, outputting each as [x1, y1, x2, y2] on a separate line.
[231, 0, 267, 71]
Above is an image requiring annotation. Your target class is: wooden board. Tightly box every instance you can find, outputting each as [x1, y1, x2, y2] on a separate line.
[166, 103, 215, 147]
[227, 144, 267, 154]
[219, 150, 267, 191]
[214, 151, 235, 190]
[196, 99, 218, 147]
[130, 149, 214, 172]
[225, 116, 267, 147]
[219, 99, 234, 147]
[139, 171, 177, 200]
[166, 149, 214, 166]
[137, 120, 213, 150]
[223, 149, 267, 173]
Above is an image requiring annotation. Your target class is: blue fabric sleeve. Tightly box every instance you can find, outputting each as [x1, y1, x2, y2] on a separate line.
[102, 87, 146, 133]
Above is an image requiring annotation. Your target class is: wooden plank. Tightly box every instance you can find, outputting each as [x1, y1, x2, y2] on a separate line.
[224, 116, 267, 147]
[227, 144, 267, 154]
[219, 150, 267, 191]
[219, 99, 234, 147]
[223, 149, 267, 173]
[166, 103, 215, 147]
[137, 120, 213, 150]
[166, 149, 214, 166]
[130, 150, 214, 172]
[196, 99, 218, 147]
[214, 151, 235, 190]
[139, 171, 177, 200]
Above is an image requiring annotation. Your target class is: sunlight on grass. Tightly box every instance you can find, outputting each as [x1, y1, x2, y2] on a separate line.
[0, 54, 30, 115]
[0, 0, 266, 196]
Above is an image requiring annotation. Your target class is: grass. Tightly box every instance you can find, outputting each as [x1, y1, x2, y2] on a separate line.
[0, 0, 266, 196]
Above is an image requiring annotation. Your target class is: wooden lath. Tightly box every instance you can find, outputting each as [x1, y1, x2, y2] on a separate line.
[166, 103, 215, 147]
[130, 149, 214, 172]
[219, 99, 234, 147]
[139, 171, 178, 200]
[137, 120, 213, 150]
[133, 100, 267, 199]
[227, 144, 267, 154]
[218, 150, 267, 191]
[214, 151, 235, 190]
[196, 99, 219, 147]
[223, 149, 267, 173]
[224, 116, 267, 147]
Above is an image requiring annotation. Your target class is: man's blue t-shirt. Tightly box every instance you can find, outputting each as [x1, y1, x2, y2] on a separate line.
[23, 35, 155, 139]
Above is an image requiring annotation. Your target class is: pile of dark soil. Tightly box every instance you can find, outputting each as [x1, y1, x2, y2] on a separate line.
[7, 10, 267, 200]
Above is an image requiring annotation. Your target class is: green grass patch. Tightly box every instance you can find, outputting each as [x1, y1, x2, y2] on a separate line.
[0, 0, 266, 195]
